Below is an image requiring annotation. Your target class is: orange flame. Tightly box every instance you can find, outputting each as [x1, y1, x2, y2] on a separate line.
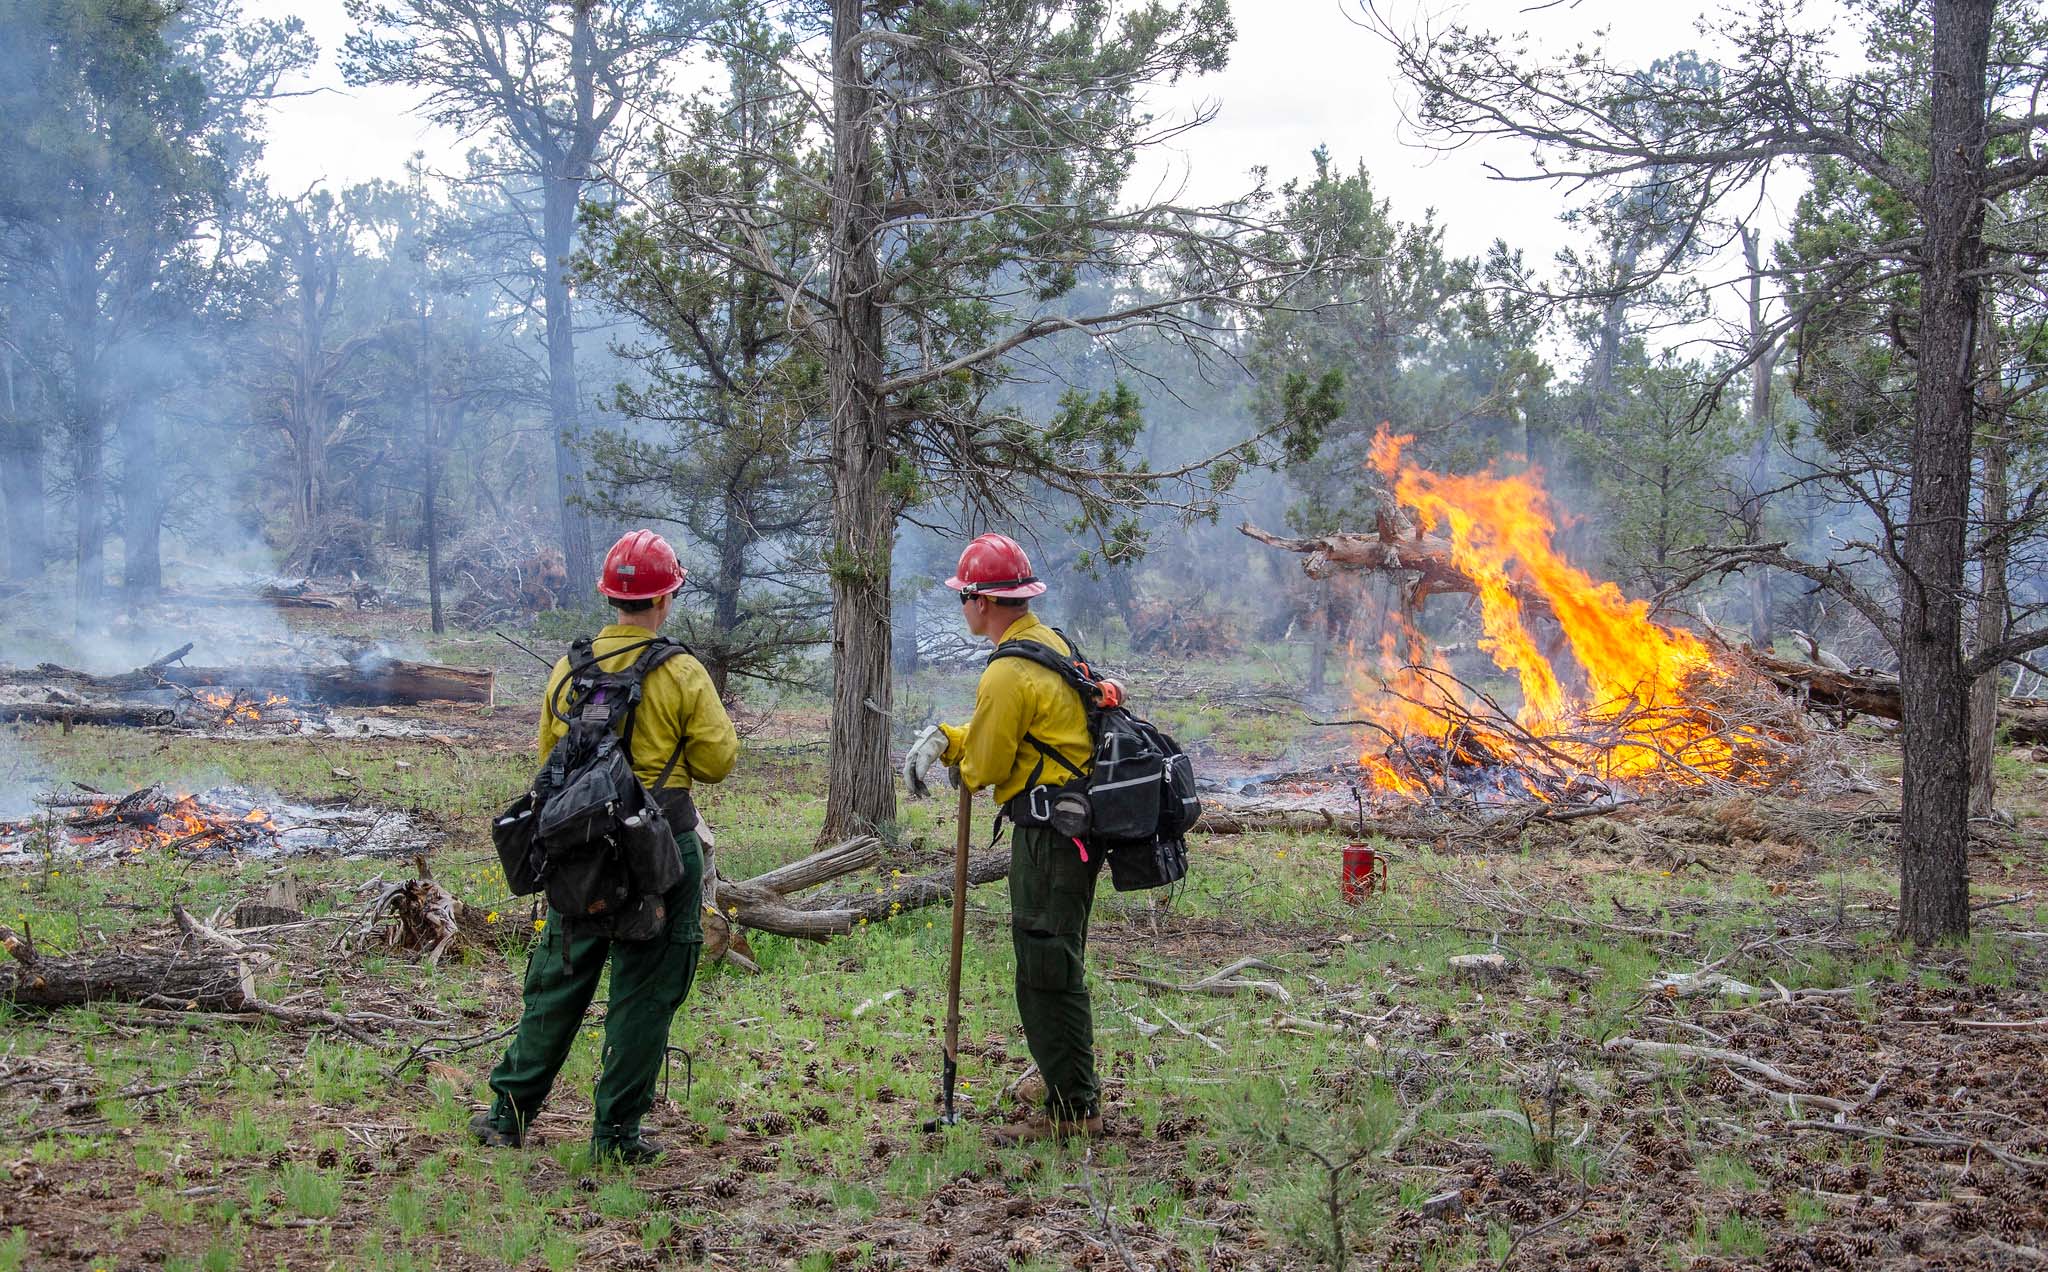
[194, 690, 291, 724]
[1353, 426, 1737, 794]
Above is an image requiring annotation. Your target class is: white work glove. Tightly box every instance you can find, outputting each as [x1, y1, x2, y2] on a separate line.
[902, 724, 950, 798]
[693, 816, 716, 850]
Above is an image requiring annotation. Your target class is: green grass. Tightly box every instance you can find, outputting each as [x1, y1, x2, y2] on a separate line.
[1, 624, 2029, 1269]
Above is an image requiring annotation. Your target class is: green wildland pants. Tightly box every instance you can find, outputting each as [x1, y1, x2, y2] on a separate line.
[484, 827, 703, 1150]
[1010, 824, 1103, 1120]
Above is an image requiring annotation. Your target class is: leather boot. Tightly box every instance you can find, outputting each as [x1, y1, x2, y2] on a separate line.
[592, 1132, 664, 1166]
[469, 1111, 524, 1149]
[989, 1113, 1103, 1146]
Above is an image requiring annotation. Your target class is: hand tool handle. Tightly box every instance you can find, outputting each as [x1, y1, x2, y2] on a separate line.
[941, 778, 972, 1117]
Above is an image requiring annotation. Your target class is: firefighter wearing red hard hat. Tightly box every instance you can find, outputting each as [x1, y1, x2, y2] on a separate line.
[475, 530, 739, 1165]
[903, 532, 1106, 1143]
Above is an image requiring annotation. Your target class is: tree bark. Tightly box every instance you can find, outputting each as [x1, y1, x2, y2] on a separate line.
[119, 400, 163, 605]
[1306, 576, 1330, 698]
[0, 352, 45, 582]
[543, 174, 595, 601]
[1897, 0, 1993, 944]
[1740, 225, 1779, 650]
[1969, 299, 2008, 819]
[63, 254, 107, 619]
[822, 0, 898, 838]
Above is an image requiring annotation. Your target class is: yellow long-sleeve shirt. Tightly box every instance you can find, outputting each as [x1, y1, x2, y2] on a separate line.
[539, 624, 739, 789]
[938, 612, 1092, 804]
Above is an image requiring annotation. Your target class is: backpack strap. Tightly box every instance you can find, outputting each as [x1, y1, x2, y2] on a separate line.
[545, 635, 697, 765]
[637, 639, 702, 791]
[989, 629, 1096, 791]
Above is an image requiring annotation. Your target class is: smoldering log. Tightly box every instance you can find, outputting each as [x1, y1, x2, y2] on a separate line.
[0, 656, 495, 706]
[1742, 649, 2048, 743]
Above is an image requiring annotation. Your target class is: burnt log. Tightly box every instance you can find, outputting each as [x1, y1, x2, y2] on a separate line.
[0, 703, 176, 728]
[0, 655, 494, 706]
[1742, 649, 2048, 743]
[158, 587, 348, 610]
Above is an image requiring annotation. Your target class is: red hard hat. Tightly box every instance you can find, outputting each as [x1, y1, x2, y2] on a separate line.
[945, 533, 1046, 599]
[598, 530, 685, 600]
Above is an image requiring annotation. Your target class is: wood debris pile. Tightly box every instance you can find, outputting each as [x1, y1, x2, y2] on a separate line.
[0, 783, 433, 868]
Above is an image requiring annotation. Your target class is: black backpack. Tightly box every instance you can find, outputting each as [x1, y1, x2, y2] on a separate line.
[989, 629, 1198, 892]
[492, 636, 695, 942]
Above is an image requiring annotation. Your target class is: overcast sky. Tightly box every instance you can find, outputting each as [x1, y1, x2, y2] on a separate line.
[255, 0, 1818, 299]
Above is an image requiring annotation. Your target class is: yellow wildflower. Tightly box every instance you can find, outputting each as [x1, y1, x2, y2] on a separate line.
[486, 912, 500, 924]
[533, 918, 547, 932]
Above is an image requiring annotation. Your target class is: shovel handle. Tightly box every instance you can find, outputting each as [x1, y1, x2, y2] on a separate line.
[942, 779, 972, 1071]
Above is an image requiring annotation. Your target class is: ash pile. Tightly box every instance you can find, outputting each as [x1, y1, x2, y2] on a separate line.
[0, 783, 435, 867]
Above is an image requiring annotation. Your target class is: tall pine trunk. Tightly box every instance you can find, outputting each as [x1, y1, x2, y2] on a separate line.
[543, 177, 595, 600]
[1306, 576, 1330, 698]
[706, 483, 751, 697]
[0, 353, 45, 582]
[1741, 225, 1777, 649]
[64, 265, 106, 618]
[1969, 302, 2008, 819]
[119, 402, 162, 604]
[1897, 0, 1993, 944]
[822, 0, 898, 838]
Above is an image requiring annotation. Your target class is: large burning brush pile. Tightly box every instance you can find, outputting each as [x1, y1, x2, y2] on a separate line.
[1251, 428, 1821, 808]
[0, 784, 433, 866]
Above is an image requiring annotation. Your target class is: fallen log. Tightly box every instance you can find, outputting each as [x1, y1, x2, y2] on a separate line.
[1, 923, 260, 1012]
[158, 586, 348, 610]
[1, 921, 422, 1042]
[0, 703, 176, 728]
[0, 655, 494, 706]
[718, 836, 1010, 941]
[1193, 802, 1339, 836]
[1741, 649, 2048, 743]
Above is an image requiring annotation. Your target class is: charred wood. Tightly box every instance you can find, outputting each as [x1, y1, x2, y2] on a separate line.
[0, 655, 494, 706]
[0, 703, 176, 728]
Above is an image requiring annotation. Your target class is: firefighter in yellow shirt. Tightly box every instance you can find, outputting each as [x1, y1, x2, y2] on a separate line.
[477, 530, 738, 1165]
[905, 533, 1103, 1143]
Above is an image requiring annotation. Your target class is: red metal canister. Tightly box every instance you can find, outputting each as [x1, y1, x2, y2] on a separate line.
[1342, 843, 1387, 904]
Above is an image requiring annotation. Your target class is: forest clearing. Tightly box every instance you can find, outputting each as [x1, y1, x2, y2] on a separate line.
[2, 533, 2045, 1271]
[7, 0, 2048, 1266]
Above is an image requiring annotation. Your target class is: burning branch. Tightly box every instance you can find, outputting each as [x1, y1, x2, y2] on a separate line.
[1246, 427, 1824, 804]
